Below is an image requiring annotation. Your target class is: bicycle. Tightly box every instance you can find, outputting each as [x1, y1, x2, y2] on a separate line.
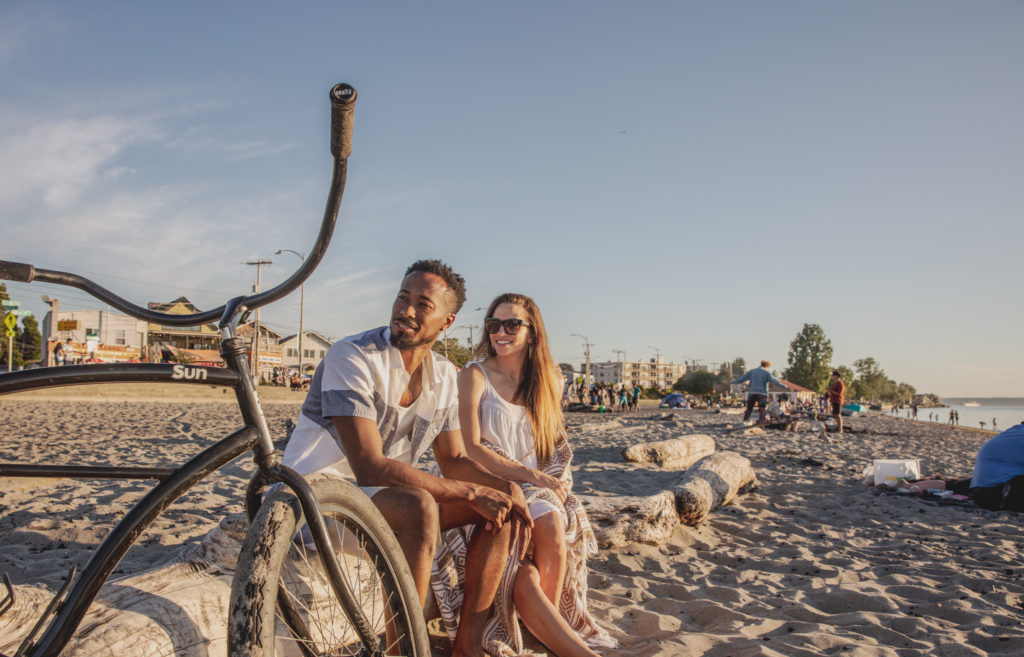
[0, 82, 431, 657]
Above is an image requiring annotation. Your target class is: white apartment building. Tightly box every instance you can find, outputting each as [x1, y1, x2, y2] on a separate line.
[278, 330, 333, 376]
[592, 358, 687, 389]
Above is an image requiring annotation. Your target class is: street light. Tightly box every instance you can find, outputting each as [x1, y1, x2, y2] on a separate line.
[612, 349, 625, 386]
[571, 333, 592, 386]
[275, 249, 305, 377]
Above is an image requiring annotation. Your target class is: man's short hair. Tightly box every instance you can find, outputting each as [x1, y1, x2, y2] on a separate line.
[404, 259, 466, 313]
[832, 370, 841, 377]
[760, 360, 770, 368]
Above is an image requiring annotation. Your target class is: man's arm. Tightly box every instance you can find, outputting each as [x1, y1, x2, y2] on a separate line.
[433, 427, 532, 558]
[333, 416, 530, 546]
[333, 415, 479, 503]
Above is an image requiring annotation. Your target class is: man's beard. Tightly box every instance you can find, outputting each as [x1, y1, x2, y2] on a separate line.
[389, 327, 436, 351]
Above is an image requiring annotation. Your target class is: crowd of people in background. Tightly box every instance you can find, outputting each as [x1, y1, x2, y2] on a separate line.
[562, 381, 640, 412]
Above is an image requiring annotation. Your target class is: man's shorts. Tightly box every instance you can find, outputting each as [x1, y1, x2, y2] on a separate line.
[831, 401, 842, 415]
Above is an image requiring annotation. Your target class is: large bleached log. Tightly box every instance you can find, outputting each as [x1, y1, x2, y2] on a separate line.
[580, 492, 680, 549]
[0, 514, 248, 657]
[673, 452, 757, 526]
[621, 434, 716, 470]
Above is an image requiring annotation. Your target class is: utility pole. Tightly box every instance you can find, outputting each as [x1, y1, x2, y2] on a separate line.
[612, 349, 626, 387]
[460, 324, 479, 355]
[245, 258, 272, 381]
[275, 249, 305, 377]
[41, 295, 60, 366]
[571, 333, 592, 386]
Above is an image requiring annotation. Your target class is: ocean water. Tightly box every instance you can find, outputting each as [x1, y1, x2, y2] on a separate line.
[881, 398, 1024, 433]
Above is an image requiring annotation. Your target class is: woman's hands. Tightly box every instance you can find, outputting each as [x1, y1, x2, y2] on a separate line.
[531, 470, 569, 504]
[467, 483, 533, 560]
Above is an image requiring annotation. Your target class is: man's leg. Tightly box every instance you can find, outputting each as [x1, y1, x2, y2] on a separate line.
[439, 502, 516, 657]
[756, 395, 766, 422]
[743, 395, 755, 421]
[372, 486, 440, 605]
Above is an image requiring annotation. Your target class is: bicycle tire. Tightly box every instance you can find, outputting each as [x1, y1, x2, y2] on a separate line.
[229, 477, 430, 657]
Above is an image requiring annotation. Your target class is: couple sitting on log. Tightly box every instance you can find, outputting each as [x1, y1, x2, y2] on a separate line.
[282, 259, 615, 657]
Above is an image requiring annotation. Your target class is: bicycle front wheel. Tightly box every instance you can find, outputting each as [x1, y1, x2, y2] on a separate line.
[229, 477, 429, 657]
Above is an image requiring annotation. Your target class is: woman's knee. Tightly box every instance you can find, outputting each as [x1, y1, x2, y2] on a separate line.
[533, 514, 566, 557]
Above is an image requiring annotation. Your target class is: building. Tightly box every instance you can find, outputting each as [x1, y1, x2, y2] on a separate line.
[592, 358, 687, 390]
[278, 330, 333, 377]
[41, 308, 149, 364]
[147, 297, 220, 353]
[238, 321, 284, 383]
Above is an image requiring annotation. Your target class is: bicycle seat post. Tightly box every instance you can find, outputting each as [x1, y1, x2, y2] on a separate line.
[219, 298, 278, 465]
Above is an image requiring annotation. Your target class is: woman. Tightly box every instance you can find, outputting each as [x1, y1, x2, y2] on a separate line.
[430, 293, 614, 657]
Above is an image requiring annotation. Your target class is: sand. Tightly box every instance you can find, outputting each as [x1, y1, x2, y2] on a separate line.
[1, 389, 1022, 656]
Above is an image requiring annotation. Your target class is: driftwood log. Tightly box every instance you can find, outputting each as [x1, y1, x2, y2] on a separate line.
[580, 492, 679, 549]
[621, 434, 716, 470]
[673, 451, 757, 526]
[0, 514, 248, 657]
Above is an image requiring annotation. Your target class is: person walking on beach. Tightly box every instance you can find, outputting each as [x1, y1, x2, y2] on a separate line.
[732, 360, 787, 423]
[443, 292, 615, 657]
[281, 259, 531, 657]
[949, 409, 955, 426]
[828, 370, 846, 434]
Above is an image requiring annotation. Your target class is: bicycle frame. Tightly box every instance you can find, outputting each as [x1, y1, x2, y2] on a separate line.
[0, 83, 382, 657]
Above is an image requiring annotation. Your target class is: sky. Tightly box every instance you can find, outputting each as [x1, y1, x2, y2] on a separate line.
[1, 2, 1022, 398]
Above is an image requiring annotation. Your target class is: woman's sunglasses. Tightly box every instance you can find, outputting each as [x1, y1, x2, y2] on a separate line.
[484, 317, 532, 335]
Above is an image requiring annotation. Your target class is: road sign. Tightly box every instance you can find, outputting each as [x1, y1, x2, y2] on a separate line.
[1, 300, 18, 309]
[5, 329, 14, 338]
[3, 313, 16, 330]
[12, 310, 32, 317]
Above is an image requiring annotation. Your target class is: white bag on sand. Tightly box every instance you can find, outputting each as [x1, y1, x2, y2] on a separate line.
[872, 459, 922, 486]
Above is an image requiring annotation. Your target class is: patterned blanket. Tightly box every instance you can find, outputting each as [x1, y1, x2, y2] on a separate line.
[429, 436, 617, 656]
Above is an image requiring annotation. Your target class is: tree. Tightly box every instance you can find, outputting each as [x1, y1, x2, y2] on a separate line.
[783, 323, 834, 393]
[432, 338, 474, 368]
[836, 365, 855, 394]
[730, 357, 746, 378]
[0, 284, 25, 369]
[853, 357, 888, 401]
[20, 315, 42, 364]
[673, 370, 717, 396]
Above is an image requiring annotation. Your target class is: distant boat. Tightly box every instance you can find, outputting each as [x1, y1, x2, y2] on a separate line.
[963, 401, 981, 407]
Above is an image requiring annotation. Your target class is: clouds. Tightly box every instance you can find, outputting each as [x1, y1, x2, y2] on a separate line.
[0, 113, 156, 211]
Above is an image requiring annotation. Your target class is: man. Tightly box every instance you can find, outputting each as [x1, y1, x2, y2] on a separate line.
[282, 259, 531, 657]
[828, 369, 845, 433]
[731, 360, 787, 422]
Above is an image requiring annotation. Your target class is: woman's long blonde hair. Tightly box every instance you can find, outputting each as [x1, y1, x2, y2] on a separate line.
[476, 293, 564, 468]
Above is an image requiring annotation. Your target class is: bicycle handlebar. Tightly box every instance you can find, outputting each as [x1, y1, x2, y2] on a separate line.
[0, 82, 357, 328]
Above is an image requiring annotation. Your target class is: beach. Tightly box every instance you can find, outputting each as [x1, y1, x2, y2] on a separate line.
[2, 388, 1023, 656]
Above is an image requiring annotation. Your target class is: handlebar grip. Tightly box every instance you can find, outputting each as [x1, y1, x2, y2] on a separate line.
[329, 83, 357, 159]
[0, 260, 35, 282]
